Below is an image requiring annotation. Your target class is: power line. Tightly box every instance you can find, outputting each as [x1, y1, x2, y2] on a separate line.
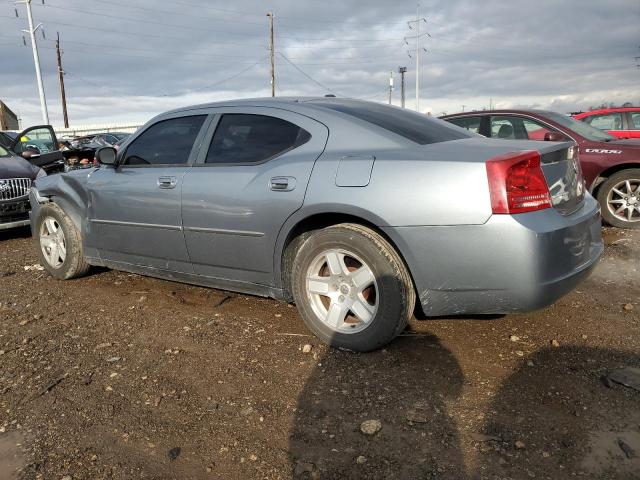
[160, 58, 267, 97]
[277, 52, 342, 96]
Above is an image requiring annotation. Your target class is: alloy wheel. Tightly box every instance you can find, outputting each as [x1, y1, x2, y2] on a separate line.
[607, 179, 640, 223]
[305, 248, 378, 334]
[40, 217, 67, 268]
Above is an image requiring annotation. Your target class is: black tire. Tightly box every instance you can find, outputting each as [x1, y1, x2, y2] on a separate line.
[291, 223, 415, 352]
[34, 203, 90, 280]
[597, 169, 640, 229]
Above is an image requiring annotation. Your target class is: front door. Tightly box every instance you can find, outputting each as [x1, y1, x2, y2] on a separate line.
[11, 125, 65, 173]
[181, 107, 329, 286]
[85, 113, 209, 272]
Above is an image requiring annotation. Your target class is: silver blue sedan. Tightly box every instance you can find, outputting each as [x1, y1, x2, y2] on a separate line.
[29, 98, 603, 352]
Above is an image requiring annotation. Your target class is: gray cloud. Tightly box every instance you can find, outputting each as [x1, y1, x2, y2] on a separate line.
[0, 0, 638, 126]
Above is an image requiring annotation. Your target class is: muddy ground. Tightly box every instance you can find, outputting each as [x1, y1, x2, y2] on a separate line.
[0, 226, 638, 480]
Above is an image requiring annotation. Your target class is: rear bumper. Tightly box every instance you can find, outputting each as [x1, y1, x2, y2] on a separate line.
[384, 194, 603, 316]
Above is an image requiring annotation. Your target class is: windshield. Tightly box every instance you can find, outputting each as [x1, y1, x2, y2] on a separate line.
[543, 111, 616, 142]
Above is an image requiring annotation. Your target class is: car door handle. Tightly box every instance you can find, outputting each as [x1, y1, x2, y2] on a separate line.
[158, 176, 177, 189]
[270, 176, 296, 192]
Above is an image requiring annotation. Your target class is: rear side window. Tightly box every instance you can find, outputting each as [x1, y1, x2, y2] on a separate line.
[123, 115, 206, 166]
[311, 100, 471, 145]
[206, 114, 311, 164]
[585, 113, 623, 131]
[448, 116, 482, 134]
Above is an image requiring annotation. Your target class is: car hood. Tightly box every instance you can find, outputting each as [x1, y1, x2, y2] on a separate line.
[0, 155, 38, 180]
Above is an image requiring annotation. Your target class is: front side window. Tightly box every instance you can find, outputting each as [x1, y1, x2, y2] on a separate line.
[123, 115, 206, 166]
[205, 114, 311, 164]
[448, 116, 482, 134]
[584, 113, 623, 131]
[630, 112, 640, 129]
[522, 118, 560, 141]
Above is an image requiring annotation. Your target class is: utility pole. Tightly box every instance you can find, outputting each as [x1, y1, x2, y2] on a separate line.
[461, 104, 466, 112]
[266, 12, 275, 97]
[56, 32, 69, 128]
[406, 5, 428, 112]
[398, 66, 407, 108]
[18, 0, 49, 124]
[388, 71, 394, 105]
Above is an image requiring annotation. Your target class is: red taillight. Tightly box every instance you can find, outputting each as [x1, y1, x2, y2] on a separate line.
[486, 151, 552, 214]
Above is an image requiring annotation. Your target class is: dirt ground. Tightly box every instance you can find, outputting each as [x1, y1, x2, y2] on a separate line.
[0, 226, 638, 480]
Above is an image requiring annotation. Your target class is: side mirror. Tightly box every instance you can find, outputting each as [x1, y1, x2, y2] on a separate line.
[96, 147, 117, 166]
[21, 151, 33, 159]
[544, 131, 566, 142]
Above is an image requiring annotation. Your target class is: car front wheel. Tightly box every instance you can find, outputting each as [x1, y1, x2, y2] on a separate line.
[34, 203, 90, 279]
[597, 169, 640, 229]
[291, 224, 415, 352]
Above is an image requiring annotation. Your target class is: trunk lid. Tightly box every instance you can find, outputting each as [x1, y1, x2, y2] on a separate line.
[537, 143, 585, 215]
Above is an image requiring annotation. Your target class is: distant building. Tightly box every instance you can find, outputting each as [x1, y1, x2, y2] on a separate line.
[0, 101, 19, 130]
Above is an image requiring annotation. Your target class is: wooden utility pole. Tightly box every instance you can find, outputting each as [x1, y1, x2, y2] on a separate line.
[267, 12, 275, 97]
[55, 32, 69, 128]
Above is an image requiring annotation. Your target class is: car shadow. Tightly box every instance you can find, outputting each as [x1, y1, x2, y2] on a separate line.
[288, 334, 467, 479]
[289, 339, 640, 479]
[476, 345, 640, 479]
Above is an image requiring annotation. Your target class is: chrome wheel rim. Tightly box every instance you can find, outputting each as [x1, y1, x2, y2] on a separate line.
[40, 217, 66, 268]
[607, 179, 640, 223]
[305, 248, 378, 334]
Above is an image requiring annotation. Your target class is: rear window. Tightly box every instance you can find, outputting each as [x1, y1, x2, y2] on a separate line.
[311, 100, 473, 145]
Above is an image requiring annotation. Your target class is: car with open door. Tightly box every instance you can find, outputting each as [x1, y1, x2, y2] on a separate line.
[8, 125, 65, 174]
[442, 110, 640, 228]
[29, 98, 602, 352]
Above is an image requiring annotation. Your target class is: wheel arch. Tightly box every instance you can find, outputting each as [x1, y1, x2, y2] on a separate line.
[590, 162, 640, 197]
[33, 173, 91, 233]
[274, 206, 418, 304]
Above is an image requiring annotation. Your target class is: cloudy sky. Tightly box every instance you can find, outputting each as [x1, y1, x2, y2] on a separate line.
[1, 0, 638, 128]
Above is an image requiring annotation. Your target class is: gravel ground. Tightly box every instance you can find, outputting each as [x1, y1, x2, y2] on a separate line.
[0, 226, 638, 480]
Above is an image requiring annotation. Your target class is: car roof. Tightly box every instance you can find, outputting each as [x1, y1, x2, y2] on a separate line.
[162, 97, 387, 117]
[441, 109, 563, 119]
[574, 107, 640, 118]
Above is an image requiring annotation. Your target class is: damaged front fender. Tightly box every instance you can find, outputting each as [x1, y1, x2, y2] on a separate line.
[30, 168, 96, 233]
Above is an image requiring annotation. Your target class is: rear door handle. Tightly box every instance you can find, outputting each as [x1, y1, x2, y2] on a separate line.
[270, 176, 296, 192]
[158, 176, 177, 189]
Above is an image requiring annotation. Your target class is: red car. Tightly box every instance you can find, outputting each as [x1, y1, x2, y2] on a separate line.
[441, 110, 640, 228]
[573, 107, 640, 139]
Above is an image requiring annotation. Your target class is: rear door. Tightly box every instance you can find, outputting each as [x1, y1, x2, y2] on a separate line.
[86, 113, 210, 272]
[11, 125, 64, 172]
[625, 111, 640, 139]
[181, 107, 328, 286]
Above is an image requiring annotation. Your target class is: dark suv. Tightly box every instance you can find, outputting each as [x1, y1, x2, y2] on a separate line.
[0, 143, 44, 231]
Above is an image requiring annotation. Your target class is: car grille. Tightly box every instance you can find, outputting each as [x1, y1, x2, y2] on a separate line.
[0, 178, 32, 201]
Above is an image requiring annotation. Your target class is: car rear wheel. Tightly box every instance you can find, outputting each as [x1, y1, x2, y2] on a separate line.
[35, 203, 90, 279]
[291, 224, 415, 352]
[597, 169, 640, 229]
